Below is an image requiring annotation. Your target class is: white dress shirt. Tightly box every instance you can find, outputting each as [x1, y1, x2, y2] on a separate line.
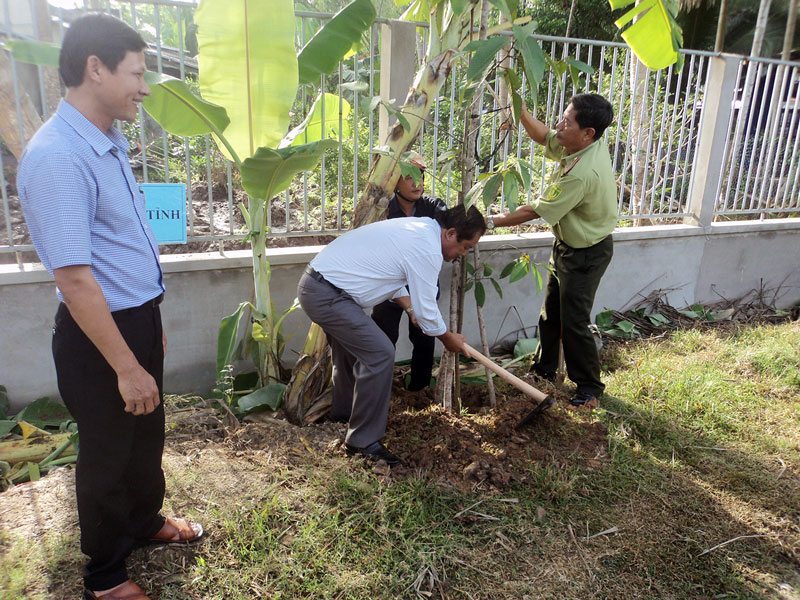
[310, 217, 447, 336]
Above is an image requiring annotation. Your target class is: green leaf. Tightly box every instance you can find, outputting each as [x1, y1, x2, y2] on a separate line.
[217, 302, 250, 376]
[482, 172, 504, 209]
[595, 309, 614, 330]
[510, 88, 523, 125]
[499, 261, 516, 278]
[490, 278, 503, 299]
[240, 139, 338, 200]
[0, 421, 17, 436]
[450, 0, 468, 19]
[282, 92, 351, 147]
[297, 0, 376, 85]
[513, 337, 539, 358]
[647, 312, 671, 326]
[236, 383, 286, 414]
[360, 95, 382, 113]
[513, 24, 546, 90]
[27, 461, 40, 482]
[482, 263, 493, 276]
[399, 162, 424, 185]
[502, 67, 521, 93]
[612, 0, 679, 70]
[565, 57, 594, 76]
[508, 260, 529, 283]
[13, 397, 71, 429]
[465, 261, 476, 276]
[340, 81, 368, 93]
[486, 0, 513, 20]
[474, 281, 486, 307]
[521, 169, 534, 197]
[195, 0, 298, 160]
[384, 102, 411, 132]
[616, 320, 636, 333]
[4, 39, 60, 68]
[464, 178, 486, 209]
[531, 263, 544, 292]
[503, 171, 519, 212]
[464, 36, 510, 83]
[142, 73, 232, 143]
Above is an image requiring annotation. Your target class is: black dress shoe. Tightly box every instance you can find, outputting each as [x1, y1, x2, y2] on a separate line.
[345, 441, 402, 467]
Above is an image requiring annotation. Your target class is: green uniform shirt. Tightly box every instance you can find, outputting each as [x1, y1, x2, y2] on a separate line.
[531, 130, 618, 248]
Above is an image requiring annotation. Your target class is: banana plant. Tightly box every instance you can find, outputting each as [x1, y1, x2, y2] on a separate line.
[190, 0, 375, 398]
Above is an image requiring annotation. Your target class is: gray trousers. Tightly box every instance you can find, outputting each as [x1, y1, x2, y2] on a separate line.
[297, 271, 396, 447]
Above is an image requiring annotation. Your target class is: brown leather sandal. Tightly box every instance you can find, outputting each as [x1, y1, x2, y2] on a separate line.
[149, 516, 204, 545]
[84, 579, 151, 600]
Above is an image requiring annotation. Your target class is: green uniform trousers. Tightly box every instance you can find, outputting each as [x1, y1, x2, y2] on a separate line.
[534, 235, 613, 397]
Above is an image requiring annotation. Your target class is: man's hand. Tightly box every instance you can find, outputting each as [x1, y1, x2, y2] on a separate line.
[437, 330, 468, 354]
[118, 364, 161, 415]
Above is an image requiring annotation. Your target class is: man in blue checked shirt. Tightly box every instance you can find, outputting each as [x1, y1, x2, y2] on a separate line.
[17, 14, 202, 600]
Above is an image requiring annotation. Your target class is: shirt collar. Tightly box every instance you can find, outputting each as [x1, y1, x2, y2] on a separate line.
[56, 99, 131, 156]
[562, 137, 599, 164]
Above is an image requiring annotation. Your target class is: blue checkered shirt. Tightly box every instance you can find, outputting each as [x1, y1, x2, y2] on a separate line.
[18, 100, 164, 312]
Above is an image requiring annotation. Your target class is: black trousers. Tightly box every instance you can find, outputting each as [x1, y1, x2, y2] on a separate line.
[372, 300, 435, 392]
[52, 298, 166, 591]
[534, 236, 613, 397]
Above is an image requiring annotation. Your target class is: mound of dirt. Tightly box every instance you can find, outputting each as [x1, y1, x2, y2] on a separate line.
[385, 379, 607, 491]
[201, 374, 608, 492]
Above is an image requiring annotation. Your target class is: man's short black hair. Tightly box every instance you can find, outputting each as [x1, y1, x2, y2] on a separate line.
[434, 204, 487, 241]
[569, 93, 613, 140]
[59, 13, 147, 88]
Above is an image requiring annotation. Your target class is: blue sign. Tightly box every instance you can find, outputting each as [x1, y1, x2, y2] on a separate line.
[141, 183, 187, 244]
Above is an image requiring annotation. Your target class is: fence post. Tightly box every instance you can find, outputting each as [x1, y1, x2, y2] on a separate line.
[684, 54, 739, 228]
[379, 19, 416, 143]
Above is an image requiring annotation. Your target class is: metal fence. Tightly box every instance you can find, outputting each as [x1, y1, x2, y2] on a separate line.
[1, 0, 798, 264]
[714, 55, 800, 218]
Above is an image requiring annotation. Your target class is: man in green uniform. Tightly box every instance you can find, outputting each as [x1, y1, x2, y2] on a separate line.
[487, 93, 617, 406]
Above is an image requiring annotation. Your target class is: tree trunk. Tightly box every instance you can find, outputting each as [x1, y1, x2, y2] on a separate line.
[435, 0, 489, 411]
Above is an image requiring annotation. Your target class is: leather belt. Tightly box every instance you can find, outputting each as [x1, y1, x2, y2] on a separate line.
[113, 293, 164, 316]
[304, 267, 342, 292]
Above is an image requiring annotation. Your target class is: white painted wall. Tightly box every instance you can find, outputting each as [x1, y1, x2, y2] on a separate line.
[2, 220, 799, 412]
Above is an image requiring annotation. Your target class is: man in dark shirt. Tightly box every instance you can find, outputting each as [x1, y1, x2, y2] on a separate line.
[371, 152, 446, 391]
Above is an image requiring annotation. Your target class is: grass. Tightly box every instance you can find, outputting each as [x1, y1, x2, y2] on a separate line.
[1, 322, 798, 599]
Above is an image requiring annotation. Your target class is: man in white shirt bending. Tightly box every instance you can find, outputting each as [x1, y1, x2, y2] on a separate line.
[298, 204, 486, 466]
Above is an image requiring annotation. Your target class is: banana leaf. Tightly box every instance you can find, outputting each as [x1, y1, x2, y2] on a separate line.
[237, 383, 286, 414]
[297, 0, 377, 85]
[195, 0, 298, 160]
[240, 139, 338, 200]
[142, 73, 232, 148]
[282, 92, 351, 148]
[609, 0, 681, 70]
[3, 39, 60, 67]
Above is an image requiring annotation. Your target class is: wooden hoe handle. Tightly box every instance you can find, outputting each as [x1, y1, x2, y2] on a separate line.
[463, 343, 549, 402]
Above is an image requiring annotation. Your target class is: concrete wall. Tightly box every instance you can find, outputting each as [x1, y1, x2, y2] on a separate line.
[2, 219, 799, 412]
